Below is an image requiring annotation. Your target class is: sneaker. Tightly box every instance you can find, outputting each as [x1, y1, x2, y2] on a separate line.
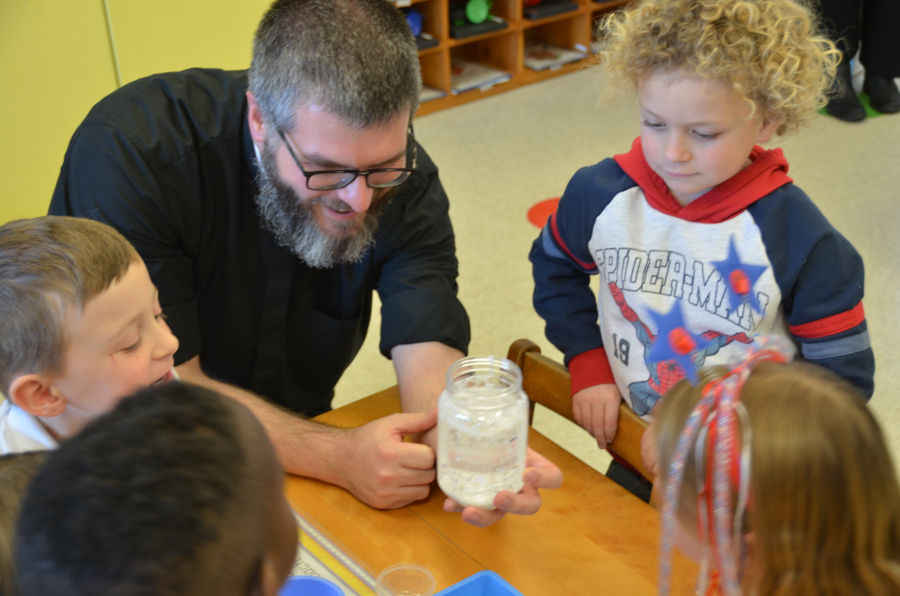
[826, 64, 866, 122]
[863, 76, 900, 114]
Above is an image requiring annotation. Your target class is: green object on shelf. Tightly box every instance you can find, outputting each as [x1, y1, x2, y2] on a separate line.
[465, 0, 492, 24]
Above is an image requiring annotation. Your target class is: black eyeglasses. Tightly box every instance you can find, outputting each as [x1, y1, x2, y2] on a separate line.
[277, 125, 417, 191]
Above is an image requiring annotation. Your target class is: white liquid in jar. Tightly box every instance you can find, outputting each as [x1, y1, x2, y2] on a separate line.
[437, 388, 527, 510]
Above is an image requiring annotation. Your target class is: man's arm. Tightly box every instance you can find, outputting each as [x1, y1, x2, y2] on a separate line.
[376, 149, 563, 524]
[177, 356, 438, 509]
[391, 341, 464, 449]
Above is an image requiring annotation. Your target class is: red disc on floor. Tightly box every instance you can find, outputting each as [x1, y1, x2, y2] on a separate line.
[527, 197, 560, 228]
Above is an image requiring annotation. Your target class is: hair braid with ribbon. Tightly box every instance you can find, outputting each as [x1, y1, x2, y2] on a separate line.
[657, 336, 792, 596]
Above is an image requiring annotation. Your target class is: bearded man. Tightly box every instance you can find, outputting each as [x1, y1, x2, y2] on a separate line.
[48, 0, 561, 526]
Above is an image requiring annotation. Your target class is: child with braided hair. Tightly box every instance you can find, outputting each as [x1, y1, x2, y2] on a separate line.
[653, 343, 900, 596]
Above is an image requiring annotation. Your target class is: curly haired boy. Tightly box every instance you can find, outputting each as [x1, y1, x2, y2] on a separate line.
[530, 0, 873, 493]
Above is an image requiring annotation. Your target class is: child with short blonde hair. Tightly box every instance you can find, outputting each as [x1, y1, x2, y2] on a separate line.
[530, 0, 871, 488]
[654, 354, 900, 596]
[0, 216, 179, 453]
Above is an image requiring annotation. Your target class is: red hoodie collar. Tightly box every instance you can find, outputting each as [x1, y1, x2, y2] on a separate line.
[613, 137, 792, 223]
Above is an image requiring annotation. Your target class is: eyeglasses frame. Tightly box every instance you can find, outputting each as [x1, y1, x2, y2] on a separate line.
[276, 123, 417, 191]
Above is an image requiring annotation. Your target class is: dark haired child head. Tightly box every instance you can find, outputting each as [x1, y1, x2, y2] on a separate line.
[15, 383, 297, 596]
[0, 452, 47, 596]
[0, 216, 179, 452]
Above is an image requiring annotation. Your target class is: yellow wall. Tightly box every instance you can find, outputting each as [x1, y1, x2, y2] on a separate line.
[108, 0, 269, 85]
[0, 0, 118, 223]
[0, 0, 270, 225]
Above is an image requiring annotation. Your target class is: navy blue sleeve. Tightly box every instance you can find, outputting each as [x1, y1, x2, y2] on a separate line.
[530, 159, 637, 365]
[749, 186, 874, 398]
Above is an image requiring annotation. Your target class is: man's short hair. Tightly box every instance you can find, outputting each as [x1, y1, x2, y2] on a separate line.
[0, 451, 47, 596]
[0, 216, 140, 397]
[248, 0, 421, 130]
[15, 383, 268, 596]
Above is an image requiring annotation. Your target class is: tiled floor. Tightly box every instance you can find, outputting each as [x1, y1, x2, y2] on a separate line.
[333, 69, 900, 475]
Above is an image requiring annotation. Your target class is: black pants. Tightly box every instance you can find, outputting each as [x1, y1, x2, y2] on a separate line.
[816, 0, 900, 78]
[606, 460, 653, 503]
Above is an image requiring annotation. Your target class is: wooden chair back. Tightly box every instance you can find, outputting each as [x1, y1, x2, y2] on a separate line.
[507, 339, 652, 481]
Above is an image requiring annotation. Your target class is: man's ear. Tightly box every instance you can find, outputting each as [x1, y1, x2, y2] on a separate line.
[246, 90, 268, 147]
[8, 375, 67, 417]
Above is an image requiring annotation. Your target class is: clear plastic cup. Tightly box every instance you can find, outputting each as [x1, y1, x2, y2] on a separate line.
[375, 563, 436, 596]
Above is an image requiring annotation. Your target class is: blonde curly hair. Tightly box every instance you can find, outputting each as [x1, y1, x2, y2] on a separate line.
[595, 0, 840, 136]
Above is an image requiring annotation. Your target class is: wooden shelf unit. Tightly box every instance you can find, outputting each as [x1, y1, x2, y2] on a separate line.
[395, 0, 628, 116]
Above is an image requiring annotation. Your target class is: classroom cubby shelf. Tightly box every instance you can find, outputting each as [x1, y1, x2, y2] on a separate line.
[394, 0, 628, 116]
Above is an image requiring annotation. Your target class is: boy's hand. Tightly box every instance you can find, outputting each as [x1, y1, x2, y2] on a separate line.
[641, 418, 660, 477]
[442, 447, 563, 527]
[572, 383, 622, 449]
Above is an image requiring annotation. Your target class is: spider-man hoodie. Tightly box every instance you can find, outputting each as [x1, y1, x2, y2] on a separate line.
[530, 138, 874, 419]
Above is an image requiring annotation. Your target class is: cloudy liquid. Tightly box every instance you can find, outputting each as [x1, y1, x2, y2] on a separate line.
[437, 389, 527, 510]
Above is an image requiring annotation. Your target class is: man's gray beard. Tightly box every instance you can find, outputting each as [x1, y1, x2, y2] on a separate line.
[254, 141, 394, 269]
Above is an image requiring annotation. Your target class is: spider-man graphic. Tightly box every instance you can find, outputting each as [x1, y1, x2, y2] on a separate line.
[608, 282, 751, 415]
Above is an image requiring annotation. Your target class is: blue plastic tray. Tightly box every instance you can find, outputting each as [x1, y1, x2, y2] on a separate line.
[434, 571, 524, 596]
[279, 576, 343, 596]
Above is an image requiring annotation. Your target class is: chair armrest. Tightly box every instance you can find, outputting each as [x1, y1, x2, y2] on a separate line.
[507, 339, 652, 481]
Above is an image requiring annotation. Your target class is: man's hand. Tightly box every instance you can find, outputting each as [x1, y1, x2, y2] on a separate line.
[337, 409, 438, 509]
[641, 418, 660, 478]
[442, 447, 563, 527]
[572, 383, 623, 449]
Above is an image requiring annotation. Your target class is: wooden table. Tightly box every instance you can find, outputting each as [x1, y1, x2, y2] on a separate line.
[284, 387, 696, 595]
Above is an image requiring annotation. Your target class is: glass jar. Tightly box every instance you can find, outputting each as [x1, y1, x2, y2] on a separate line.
[437, 356, 529, 510]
